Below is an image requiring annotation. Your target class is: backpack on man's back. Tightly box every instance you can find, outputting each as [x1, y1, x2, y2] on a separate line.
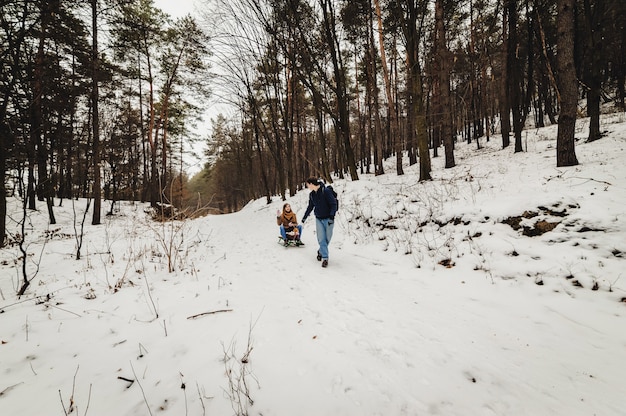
[327, 185, 338, 211]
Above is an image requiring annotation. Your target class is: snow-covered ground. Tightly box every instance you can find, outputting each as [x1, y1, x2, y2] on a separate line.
[1, 114, 625, 416]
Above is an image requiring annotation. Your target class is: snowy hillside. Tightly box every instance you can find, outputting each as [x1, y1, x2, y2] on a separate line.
[1, 115, 625, 416]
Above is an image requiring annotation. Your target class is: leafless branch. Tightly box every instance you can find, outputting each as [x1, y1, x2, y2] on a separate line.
[186, 309, 233, 320]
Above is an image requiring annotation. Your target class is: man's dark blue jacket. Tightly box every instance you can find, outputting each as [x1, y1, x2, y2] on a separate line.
[302, 184, 337, 221]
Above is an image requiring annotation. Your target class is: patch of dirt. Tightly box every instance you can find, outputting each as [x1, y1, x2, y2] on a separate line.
[524, 220, 560, 236]
[438, 258, 455, 268]
[502, 203, 574, 237]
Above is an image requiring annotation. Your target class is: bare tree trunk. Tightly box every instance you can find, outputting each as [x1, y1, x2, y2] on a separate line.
[524, 0, 535, 125]
[536, 7, 560, 127]
[354, 51, 368, 174]
[365, 4, 384, 176]
[374, 0, 403, 175]
[507, 0, 525, 153]
[320, 0, 359, 181]
[286, 61, 296, 197]
[556, 0, 579, 167]
[31, 0, 56, 225]
[137, 54, 148, 203]
[0, 126, 7, 247]
[469, 0, 480, 148]
[618, 16, 626, 110]
[407, 0, 431, 181]
[582, 0, 606, 142]
[435, 0, 455, 169]
[310, 91, 331, 181]
[405, 56, 417, 166]
[251, 101, 272, 204]
[91, 0, 101, 224]
[500, 5, 511, 148]
[143, 39, 158, 207]
[366, 37, 384, 175]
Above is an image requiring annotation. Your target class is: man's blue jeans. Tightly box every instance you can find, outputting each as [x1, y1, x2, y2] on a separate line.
[315, 218, 334, 259]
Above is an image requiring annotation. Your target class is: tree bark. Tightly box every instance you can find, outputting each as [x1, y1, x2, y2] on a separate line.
[366, 27, 384, 176]
[507, 0, 525, 153]
[320, 0, 359, 181]
[252, 104, 272, 204]
[407, 0, 431, 181]
[556, 0, 579, 167]
[582, 0, 606, 142]
[500, 5, 511, 148]
[91, 0, 101, 224]
[0, 125, 7, 247]
[435, 0, 455, 169]
[374, 0, 403, 175]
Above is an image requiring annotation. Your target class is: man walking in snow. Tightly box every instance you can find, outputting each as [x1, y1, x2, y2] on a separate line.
[301, 177, 338, 268]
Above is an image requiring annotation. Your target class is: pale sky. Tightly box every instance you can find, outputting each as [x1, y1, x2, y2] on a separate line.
[153, 0, 198, 19]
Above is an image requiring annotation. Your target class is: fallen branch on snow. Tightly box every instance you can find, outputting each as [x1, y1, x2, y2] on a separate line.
[187, 309, 233, 320]
[0, 382, 24, 397]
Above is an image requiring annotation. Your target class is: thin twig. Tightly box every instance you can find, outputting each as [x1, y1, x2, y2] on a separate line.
[83, 383, 92, 416]
[138, 343, 148, 357]
[59, 389, 68, 416]
[0, 287, 69, 311]
[47, 303, 82, 317]
[141, 260, 158, 319]
[69, 365, 80, 414]
[117, 376, 135, 386]
[567, 176, 612, 186]
[186, 309, 233, 320]
[196, 382, 206, 416]
[180, 375, 188, 416]
[0, 382, 24, 397]
[129, 361, 153, 416]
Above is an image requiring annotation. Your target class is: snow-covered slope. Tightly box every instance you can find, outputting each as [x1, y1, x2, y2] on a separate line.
[1, 115, 625, 415]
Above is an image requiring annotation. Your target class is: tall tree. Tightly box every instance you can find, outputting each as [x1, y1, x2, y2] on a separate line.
[556, 0, 578, 166]
[433, 0, 455, 168]
[113, 1, 169, 207]
[507, 0, 526, 153]
[535, 0, 560, 126]
[91, 0, 102, 224]
[468, 0, 481, 146]
[1, 0, 32, 245]
[366, 0, 385, 175]
[581, 0, 608, 142]
[374, 0, 403, 175]
[405, 0, 431, 181]
[38, 0, 60, 224]
[154, 15, 211, 204]
[320, 0, 359, 181]
[608, 1, 626, 110]
[342, 0, 384, 175]
[499, 3, 511, 148]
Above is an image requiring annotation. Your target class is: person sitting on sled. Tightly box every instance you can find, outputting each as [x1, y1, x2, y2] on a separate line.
[276, 203, 304, 246]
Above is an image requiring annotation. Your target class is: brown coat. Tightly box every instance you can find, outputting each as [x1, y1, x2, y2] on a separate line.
[277, 210, 299, 230]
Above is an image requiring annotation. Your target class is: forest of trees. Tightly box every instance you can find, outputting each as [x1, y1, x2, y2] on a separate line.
[1, 0, 625, 246]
